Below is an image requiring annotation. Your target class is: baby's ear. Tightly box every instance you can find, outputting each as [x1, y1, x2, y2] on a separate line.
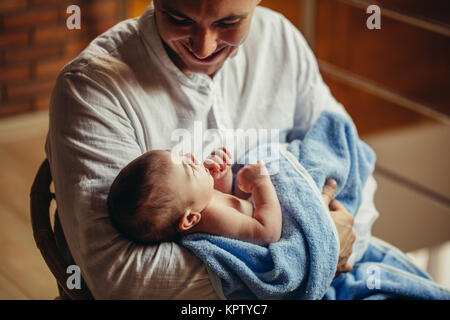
[178, 209, 202, 231]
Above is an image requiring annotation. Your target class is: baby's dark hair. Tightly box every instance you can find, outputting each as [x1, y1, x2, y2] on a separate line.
[107, 150, 183, 244]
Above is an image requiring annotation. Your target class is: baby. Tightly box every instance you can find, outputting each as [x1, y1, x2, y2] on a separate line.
[107, 147, 282, 246]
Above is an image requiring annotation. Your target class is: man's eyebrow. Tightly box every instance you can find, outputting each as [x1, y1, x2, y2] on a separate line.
[162, 6, 191, 19]
[162, 6, 249, 22]
[215, 13, 249, 22]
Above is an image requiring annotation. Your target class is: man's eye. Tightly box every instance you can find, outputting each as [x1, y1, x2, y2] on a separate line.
[217, 20, 240, 28]
[167, 14, 192, 25]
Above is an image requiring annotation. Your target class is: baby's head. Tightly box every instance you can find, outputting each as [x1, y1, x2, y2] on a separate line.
[107, 150, 214, 244]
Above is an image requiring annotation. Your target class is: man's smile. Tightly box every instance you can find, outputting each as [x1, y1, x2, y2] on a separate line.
[179, 42, 228, 65]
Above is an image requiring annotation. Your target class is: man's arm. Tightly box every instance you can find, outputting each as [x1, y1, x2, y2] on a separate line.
[46, 71, 218, 299]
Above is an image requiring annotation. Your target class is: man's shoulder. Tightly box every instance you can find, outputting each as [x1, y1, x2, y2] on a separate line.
[252, 6, 300, 38]
[238, 6, 310, 79]
[246, 6, 308, 54]
[253, 6, 285, 23]
[61, 17, 141, 76]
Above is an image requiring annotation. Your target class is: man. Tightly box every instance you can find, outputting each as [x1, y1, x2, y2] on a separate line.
[46, 0, 376, 299]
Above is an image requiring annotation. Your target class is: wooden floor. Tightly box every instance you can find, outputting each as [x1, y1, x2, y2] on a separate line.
[0, 111, 57, 299]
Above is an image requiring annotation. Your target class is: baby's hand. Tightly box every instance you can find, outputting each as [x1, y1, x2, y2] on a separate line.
[236, 161, 270, 194]
[204, 147, 232, 179]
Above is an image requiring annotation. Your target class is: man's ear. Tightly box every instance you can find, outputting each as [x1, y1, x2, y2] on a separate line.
[178, 209, 202, 231]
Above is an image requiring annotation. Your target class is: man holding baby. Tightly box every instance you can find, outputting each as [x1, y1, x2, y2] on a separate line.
[46, 0, 376, 299]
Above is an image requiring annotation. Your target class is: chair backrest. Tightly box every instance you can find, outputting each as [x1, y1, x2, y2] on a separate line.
[30, 159, 93, 300]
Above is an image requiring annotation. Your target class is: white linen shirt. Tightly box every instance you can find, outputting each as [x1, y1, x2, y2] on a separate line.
[45, 5, 379, 299]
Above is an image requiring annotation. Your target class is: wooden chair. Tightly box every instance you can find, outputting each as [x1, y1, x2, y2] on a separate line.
[30, 159, 93, 300]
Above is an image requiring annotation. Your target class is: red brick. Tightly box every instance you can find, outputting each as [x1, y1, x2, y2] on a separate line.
[3, 9, 59, 29]
[35, 58, 68, 79]
[87, 0, 120, 18]
[89, 18, 119, 35]
[6, 79, 54, 99]
[0, 65, 30, 82]
[64, 40, 88, 57]
[0, 0, 27, 13]
[31, 0, 71, 5]
[4, 44, 60, 64]
[34, 93, 51, 110]
[0, 31, 28, 47]
[34, 24, 82, 44]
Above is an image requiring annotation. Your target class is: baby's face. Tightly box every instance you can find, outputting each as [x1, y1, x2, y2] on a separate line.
[166, 151, 215, 213]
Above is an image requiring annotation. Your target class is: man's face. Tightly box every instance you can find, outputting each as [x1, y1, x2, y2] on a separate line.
[154, 0, 260, 76]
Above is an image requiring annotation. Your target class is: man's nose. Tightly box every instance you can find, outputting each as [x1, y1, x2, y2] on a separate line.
[190, 27, 217, 59]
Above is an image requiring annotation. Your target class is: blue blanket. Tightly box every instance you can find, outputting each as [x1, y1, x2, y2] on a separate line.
[181, 111, 450, 299]
[325, 237, 450, 300]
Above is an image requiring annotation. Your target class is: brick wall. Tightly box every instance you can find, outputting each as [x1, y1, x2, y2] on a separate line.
[0, 0, 124, 118]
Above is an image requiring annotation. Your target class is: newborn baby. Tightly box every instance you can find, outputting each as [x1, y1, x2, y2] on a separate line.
[107, 147, 282, 246]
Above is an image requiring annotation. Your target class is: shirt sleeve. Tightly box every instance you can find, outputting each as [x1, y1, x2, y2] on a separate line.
[45, 70, 218, 299]
[290, 23, 380, 264]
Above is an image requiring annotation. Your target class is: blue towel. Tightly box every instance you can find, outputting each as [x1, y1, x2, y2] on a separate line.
[182, 110, 375, 299]
[181, 110, 450, 299]
[325, 237, 450, 300]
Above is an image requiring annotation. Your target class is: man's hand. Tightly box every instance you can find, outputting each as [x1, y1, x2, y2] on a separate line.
[322, 179, 356, 274]
[203, 147, 232, 180]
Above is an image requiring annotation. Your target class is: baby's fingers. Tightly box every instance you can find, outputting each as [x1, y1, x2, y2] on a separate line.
[221, 147, 232, 161]
[204, 158, 220, 172]
[212, 149, 232, 166]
